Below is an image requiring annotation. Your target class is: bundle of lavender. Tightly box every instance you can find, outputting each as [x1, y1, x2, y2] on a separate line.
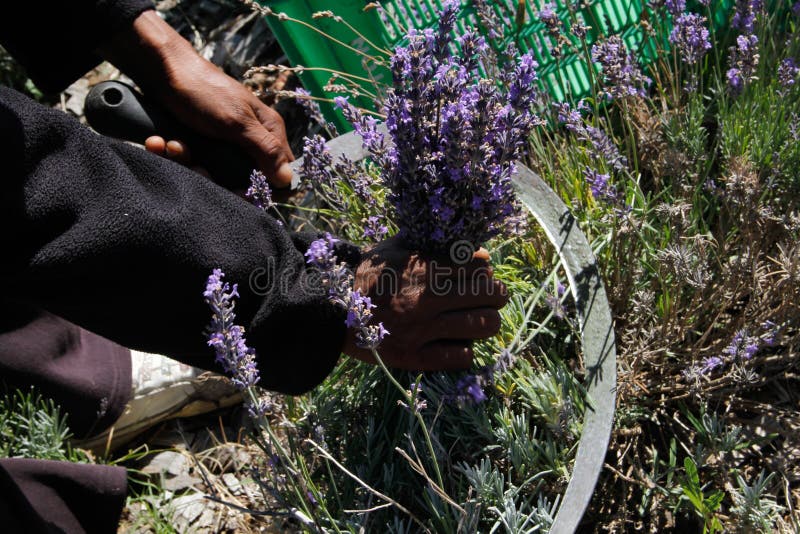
[307, 0, 540, 252]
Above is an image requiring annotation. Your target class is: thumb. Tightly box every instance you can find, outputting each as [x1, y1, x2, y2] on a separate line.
[241, 106, 295, 188]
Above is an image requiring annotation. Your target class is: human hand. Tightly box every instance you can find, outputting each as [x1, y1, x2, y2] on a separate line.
[100, 11, 294, 187]
[343, 237, 509, 370]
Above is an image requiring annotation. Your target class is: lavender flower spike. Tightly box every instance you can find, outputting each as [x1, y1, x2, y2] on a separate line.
[454, 374, 487, 404]
[727, 34, 759, 94]
[722, 328, 759, 362]
[293, 87, 339, 136]
[536, 3, 561, 36]
[306, 236, 389, 349]
[732, 0, 762, 34]
[246, 170, 276, 211]
[592, 35, 651, 99]
[665, 0, 686, 15]
[670, 13, 711, 65]
[778, 58, 799, 89]
[204, 269, 260, 390]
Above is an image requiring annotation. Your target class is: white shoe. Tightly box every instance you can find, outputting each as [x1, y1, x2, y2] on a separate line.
[76, 351, 243, 453]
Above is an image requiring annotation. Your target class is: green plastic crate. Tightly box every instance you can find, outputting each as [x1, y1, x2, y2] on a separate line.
[261, 0, 733, 132]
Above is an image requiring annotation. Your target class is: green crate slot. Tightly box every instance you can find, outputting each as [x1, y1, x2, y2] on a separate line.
[260, 0, 735, 132]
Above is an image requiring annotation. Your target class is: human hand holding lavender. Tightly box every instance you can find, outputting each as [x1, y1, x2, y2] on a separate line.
[342, 237, 508, 370]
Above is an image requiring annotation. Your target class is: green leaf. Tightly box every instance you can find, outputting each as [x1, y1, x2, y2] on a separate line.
[684, 457, 700, 488]
[705, 490, 724, 512]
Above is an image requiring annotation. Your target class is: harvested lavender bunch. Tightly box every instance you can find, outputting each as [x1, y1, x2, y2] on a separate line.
[335, 0, 539, 252]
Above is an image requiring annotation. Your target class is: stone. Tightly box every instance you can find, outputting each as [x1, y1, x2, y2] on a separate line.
[163, 472, 203, 492]
[141, 450, 189, 477]
[222, 473, 243, 495]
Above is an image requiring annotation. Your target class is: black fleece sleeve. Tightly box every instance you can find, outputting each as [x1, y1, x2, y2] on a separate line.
[0, 86, 359, 395]
[0, 0, 154, 94]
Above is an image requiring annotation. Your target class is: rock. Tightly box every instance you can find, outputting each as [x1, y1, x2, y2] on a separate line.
[222, 472, 243, 495]
[195, 507, 218, 531]
[141, 450, 189, 476]
[163, 472, 203, 492]
[171, 492, 206, 525]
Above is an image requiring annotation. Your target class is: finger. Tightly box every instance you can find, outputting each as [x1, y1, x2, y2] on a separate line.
[474, 247, 490, 261]
[413, 341, 474, 371]
[429, 256, 493, 279]
[145, 136, 166, 155]
[420, 279, 509, 313]
[243, 103, 294, 188]
[427, 308, 502, 341]
[165, 139, 191, 165]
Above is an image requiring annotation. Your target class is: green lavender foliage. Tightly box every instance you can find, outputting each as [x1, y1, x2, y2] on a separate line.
[0, 387, 87, 462]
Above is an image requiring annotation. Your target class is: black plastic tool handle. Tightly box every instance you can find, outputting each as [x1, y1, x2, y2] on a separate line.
[84, 80, 257, 189]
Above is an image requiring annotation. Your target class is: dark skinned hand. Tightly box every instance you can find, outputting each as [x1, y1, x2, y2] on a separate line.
[100, 10, 294, 187]
[343, 237, 509, 371]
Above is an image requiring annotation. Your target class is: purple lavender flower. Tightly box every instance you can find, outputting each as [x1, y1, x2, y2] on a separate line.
[584, 125, 627, 171]
[454, 374, 487, 404]
[398, 381, 428, 412]
[700, 355, 724, 374]
[362, 215, 389, 241]
[722, 328, 759, 361]
[434, 0, 459, 59]
[304, 233, 338, 272]
[246, 170, 275, 211]
[778, 58, 799, 89]
[761, 320, 779, 346]
[472, 0, 509, 40]
[333, 97, 389, 168]
[727, 34, 759, 94]
[204, 269, 260, 390]
[301, 135, 335, 186]
[306, 235, 388, 349]
[332, 155, 377, 206]
[554, 101, 627, 172]
[794, 1, 800, 17]
[572, 22, 590, 39]
[592, 35, 652, 99]
[727, 67, 744, 92]
[345, 290, 375, 329]
[670, 13, 711, 65]
[536, 3, 561, 36]
[665, 0, 687, 15]
[340, 7, 538, 252]
[732, 0, 762, 34]
[304, 233, 352, 299]
[554, 102, 582, 128]
[293, 87, 339, 136]
[584, 168, 618, 204]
